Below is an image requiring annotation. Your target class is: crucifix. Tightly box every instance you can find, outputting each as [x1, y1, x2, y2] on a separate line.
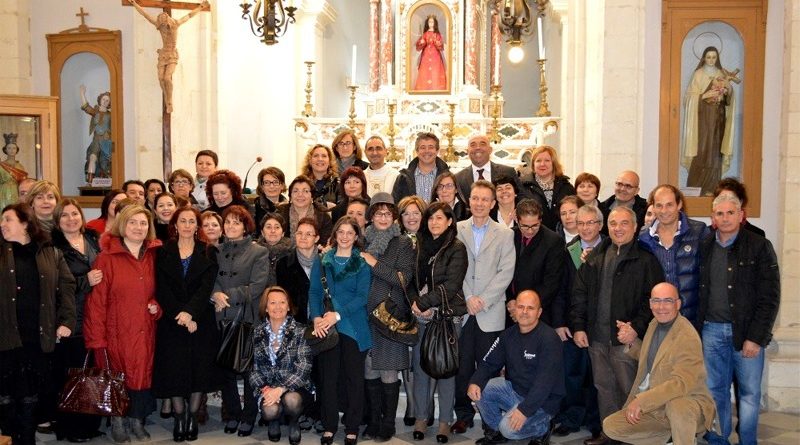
[124, 0, 210, 179]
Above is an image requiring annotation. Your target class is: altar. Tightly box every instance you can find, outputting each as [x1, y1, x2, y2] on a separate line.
[294, 0, 558, 169]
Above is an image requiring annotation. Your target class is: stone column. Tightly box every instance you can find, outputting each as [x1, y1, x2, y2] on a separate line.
[0, 0, 31, 94]
[490, 6, 501, 86]
[380, 0, 393, 86]
[369, 0, 380, 91]
[464, 0, 480, 86]
[766, 0, 800, 413]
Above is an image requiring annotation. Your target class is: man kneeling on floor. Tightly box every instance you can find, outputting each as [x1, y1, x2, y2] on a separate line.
[468, 290, 564, 445]
[603, 282, 716, 445]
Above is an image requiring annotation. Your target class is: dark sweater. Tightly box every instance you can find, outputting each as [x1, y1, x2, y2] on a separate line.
[470, 321, 565, 417]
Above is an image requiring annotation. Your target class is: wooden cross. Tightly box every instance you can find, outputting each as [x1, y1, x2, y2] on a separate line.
[75, 7, 89, 31]
[120, 0, 211, 12]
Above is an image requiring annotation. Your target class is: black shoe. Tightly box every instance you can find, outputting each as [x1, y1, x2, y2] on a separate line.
[288, 424, 301, 445]
[186, 413, 198, 441]
[345, 434, 358, 445]
[553, 424, 578, 437]
[237, 422, 254, 437]
[173, 412, 187, 442]
[223, 420, 239, 434]
[320, 433, 334, 445]
[437, 434, 449, 443]
[404, 415, 416, 426]
[475, 429, 508, 445]
[413, 431, 425, 441]
[268, 420, 281, 442]
[528, 420, 555, 445]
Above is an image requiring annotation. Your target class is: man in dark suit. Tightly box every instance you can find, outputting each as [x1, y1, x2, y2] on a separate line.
[506, 199, 566, 328]
[454, 134, 525, 201]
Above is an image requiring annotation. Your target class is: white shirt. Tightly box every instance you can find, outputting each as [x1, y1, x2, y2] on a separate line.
[364, 164, 400, 197]
[472, 163, 492, 182]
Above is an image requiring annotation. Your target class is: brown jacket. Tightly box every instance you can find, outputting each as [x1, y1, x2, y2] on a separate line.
[0, 240, 76, 352]
[625, 315, 716, 430]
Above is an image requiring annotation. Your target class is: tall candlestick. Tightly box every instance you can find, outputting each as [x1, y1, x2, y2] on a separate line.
[537, 16, 545, 59]
[494, 43, 500, 85]
[351, 45, 358, 85]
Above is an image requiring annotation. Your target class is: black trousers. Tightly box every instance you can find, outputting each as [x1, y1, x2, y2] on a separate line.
[318, 334, 366, 435]
[555, 339, 601, 433]
[221, 368, 258, 425]
[454, 317, 501, 424]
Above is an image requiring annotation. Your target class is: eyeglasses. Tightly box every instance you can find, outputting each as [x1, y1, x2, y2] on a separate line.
[337, 140, 354, 147]
[649, 298, 677, 305]
[172, 179, 191, 186]
[615, 181, 638, 191]
[262, 180, 282, 186]
[576, 220, 600, 227]
[373, 211, 394, 219]
[437, 183, 455, 190]
[519, 224, 540, 231]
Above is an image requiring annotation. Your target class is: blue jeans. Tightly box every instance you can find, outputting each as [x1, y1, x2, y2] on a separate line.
[702, 322, 765, 445]
[475, 378, 551, 440]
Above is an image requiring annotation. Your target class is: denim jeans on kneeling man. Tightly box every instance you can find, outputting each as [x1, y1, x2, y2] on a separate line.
[475, 377, 552, 440]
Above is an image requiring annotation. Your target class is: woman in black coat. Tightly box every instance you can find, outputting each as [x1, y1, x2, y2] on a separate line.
[50, 199, 104, 442]
[275, 218, 320, 324]
[408, 202, 468, 442]
[518, 145, 576, 230]
[153, 207, 219, 442]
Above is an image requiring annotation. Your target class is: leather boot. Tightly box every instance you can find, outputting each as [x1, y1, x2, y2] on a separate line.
[186, 412, 198, 441]
[376, 381, 400, 442]
[402, 369, 415, 426]
[362, 379, 382, 440]
[130, 417, 151, 441]
[173, 412, 186, 442]
[0, 398, 16, 439]
[110, 416, 130, 443]
[18, 400, 37, 445]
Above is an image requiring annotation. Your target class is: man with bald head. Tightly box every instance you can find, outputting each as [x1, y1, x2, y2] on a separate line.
[468, 290, 564, 445]
[454, 134, 525, 201]
[599, 171, 648, 235]
[603, 283, 716, 445]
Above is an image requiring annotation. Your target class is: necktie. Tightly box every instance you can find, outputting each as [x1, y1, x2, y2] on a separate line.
[477, 168, 485, 180]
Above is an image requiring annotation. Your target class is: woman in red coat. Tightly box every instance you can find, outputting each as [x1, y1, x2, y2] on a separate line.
[84, 204, 163, 443]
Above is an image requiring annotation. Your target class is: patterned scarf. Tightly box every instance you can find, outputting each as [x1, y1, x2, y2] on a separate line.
[267, 318, 288, 366]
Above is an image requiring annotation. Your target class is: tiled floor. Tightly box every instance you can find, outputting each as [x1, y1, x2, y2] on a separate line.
[34, 396, 800, 445]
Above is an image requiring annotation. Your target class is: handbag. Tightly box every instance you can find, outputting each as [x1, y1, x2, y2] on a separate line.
[57, 350, 129, 417]
[216, 304, 255, 373]
[371, 271, 419, 345]
[419, 284, 460, 379]
[304, 263, 340, 355]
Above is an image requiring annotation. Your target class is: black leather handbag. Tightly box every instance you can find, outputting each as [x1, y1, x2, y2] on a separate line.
[216, 305, 254, 373]
[419, 285, 459, 379]
[303, 263, 339, 355]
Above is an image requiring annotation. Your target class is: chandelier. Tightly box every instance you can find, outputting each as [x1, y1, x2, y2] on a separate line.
[497, 0, 549, 63]
[240, 0, 297, 45]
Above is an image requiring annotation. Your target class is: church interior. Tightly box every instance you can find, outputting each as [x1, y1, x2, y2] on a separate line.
[1, 0, 799, 425]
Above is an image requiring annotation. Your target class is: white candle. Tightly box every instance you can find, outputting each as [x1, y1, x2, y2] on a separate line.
[351, 45, 357, 85]
[537, 16, 545, 59]
[387, 61, 393, 85]
[494, 43, 500, 85]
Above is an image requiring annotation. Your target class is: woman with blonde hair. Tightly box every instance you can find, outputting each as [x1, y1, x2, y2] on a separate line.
[519, 145, 576, 230]
[301, 144, 339, 209]
[22, 180, 61, 233]
[84, 204, 163, 442]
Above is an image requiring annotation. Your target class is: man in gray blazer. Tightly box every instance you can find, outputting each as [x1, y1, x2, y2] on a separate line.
[452, 180, 517, 433]
[454, 134, 526, 201]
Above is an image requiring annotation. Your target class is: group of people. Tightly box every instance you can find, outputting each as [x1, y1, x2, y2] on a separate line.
[0, 129, 779, 445]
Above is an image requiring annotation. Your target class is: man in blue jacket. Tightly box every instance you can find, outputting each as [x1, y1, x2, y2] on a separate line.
[638, 184, 709, 323]
[468, 290, 564, 445]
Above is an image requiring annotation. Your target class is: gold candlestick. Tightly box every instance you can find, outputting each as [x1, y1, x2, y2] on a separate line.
[444, 102, 457, 162]
[489, 84, 502, 145]
[536, 59, 551, 117]
[347, 85, 359, 129]
[386, 102, 400, 162]
[302, 61, 316, 117]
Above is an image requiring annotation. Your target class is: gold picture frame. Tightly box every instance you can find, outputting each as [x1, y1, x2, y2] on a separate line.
[406, 0, 453, 95]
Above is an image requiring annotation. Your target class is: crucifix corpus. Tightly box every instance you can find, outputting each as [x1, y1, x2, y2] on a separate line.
[125, 0, 209, 178]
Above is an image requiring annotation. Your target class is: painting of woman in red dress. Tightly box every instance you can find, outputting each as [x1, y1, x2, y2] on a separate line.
[414, 15, 447, 91]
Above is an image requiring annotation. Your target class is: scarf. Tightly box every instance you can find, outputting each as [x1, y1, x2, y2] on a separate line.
[267, 318, 288, 366]
[296, 247, 317, 277]
[535, 175, 554, 208]
[364, 223, 401, 256]
[289, 205, 313, 236]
